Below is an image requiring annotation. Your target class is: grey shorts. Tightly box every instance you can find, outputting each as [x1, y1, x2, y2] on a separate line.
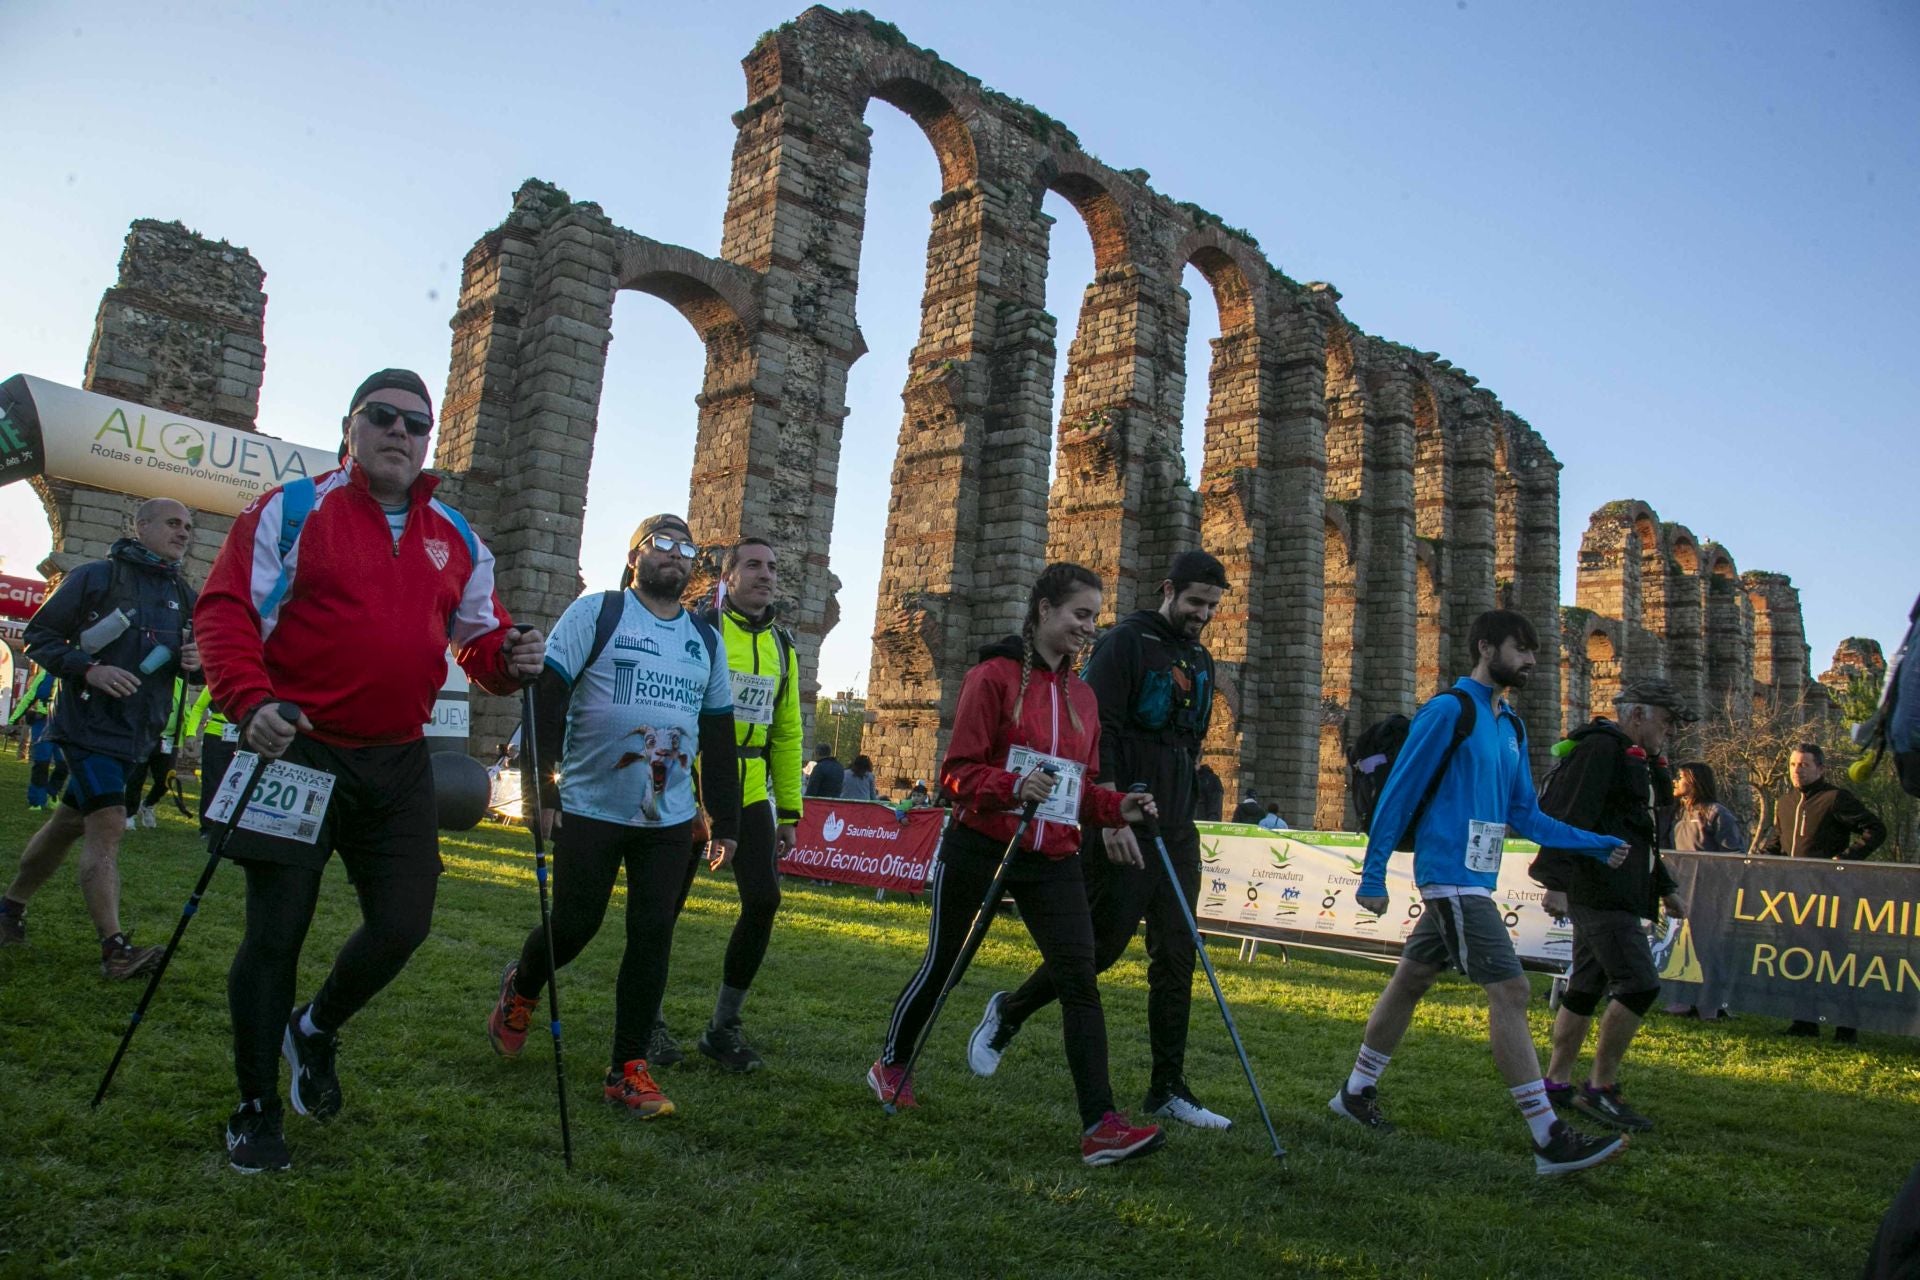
[1403, 893, 1523, 985]
[1566, 905, 1659, 997]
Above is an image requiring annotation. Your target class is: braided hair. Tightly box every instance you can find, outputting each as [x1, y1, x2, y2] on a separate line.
[1009, 562, 1103, 736]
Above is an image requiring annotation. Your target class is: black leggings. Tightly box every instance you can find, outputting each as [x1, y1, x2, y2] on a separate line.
[124, 748, 174, 812]
[671, 798, 783, 993]
[228, 861, 438, 1101]
[512, 814, 696, 1069]
[881, 822, 1114, 1128]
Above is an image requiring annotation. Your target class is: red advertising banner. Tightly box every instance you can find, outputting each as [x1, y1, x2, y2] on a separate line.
[780, 801, 947, 893]
[0, 574, 48, 621]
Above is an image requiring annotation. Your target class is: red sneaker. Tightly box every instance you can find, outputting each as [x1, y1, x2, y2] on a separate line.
[485, 960, 540, 1058]
[604, 1059, 675, 1119]
[1081, 1111, 1166, 1166]
[867, 1059, 918, 1109]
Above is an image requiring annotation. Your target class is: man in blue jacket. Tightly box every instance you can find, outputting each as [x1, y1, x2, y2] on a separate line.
[0, 499, 199, 975]
[1327, 609, 1631, 1176]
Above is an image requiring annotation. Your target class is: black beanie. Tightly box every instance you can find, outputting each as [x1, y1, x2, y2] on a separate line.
[345, 368, 434, 420]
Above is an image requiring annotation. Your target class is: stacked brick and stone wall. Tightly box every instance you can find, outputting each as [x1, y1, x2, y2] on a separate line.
[1559, 499, 1822, 739]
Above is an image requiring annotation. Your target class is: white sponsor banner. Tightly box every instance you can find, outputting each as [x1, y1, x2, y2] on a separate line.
[1194, 824, 1573, 968]
[21, 375, 339, 516]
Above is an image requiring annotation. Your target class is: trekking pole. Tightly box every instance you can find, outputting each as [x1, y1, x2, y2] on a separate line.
[166, 676, 192, 817]
[1128, 783, 1287, 1160]
[885, 767, 1054, 1117]
[517, 629, 574, 1170]
[92, 701, 302, 1109]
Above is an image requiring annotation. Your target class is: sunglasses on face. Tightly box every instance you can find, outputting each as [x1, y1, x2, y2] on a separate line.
[354, 402, 434, 437]
[643, 534, 697, 560]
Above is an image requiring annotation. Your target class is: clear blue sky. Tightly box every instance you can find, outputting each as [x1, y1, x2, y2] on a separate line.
[3, 0, 1914, 695]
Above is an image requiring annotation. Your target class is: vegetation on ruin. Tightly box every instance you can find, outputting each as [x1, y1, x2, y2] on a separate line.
[1, 754, 1910, 1279]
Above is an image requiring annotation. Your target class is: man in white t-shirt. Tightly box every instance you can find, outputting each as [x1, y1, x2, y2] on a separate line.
[485, 513, 739, 1121]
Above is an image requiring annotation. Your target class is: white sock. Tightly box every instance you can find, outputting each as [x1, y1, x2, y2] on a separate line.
[299, 1006, 323, 1038]
[1346, 1044, 1391, 1095]
[1510, 1079, 1557, 1145]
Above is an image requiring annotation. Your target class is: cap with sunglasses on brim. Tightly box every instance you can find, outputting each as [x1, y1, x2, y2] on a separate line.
[629, 513, 694, 556]
[340, 369, 435, 458]
[1615, 677, 1698, 724]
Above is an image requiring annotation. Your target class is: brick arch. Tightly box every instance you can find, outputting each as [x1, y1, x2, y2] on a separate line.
[615, 236, 761, 339]
[1032, 154, 1134, 273]
[1173, 231, 1263, 335]
[853, 65, 982, 192]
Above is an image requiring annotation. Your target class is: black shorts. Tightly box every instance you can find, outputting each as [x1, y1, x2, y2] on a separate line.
[1566, 905, 1659, 998]
[1403, 893, 1524, 985]
[219, 735, 440, 882]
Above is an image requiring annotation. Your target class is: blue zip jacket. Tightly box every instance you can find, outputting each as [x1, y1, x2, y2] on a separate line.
[1359, 677, 1617, 897]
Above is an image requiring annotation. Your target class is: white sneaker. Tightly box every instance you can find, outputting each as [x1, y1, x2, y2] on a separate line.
[1147, 1086, 1233, 1131]
[138, 805, 157, 829]
[967, 991, 1014, 1076]
[124, 816, 137, 831]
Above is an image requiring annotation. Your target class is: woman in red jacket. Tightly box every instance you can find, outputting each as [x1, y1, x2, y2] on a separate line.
[867, 563, 1164, 1166]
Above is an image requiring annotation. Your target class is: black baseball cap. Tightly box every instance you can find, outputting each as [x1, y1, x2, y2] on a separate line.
[1167, 549, 1229, 590]
[1616, 677, 1698, 724]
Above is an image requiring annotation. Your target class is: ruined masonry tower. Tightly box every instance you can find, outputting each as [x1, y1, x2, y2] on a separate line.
[47, 10, 1820, 823]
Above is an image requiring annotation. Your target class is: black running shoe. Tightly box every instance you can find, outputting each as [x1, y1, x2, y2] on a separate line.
[647, 1020, 685, 1069]
[226, 1097, 291, 1174]
[1328, 1084, 1393, 1132]
[1569, 1084, 1653, 1132]
[283, 1005, 342, 1122]
[1544, 1080, 1577, 1110]
[698, 1021, 764, 1073]
[1533, 1119, 1627, 1176]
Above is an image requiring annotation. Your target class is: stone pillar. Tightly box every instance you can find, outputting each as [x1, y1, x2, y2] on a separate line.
[1745, 571, 1810, 712]
[36, 219, 266, 584]
[1506, 417, 1562, 771]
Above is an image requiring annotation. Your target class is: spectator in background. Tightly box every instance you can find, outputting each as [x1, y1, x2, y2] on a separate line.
[904, 780, 933, 809]
[842, 754, 877, 801]
[1761, 741, 1885, 1043]
[1231, 796, 1264, 825]
[1257, 803, 1288, 831]
[1194, 764, 1224, 823]
[805, 743, 844, 799]
[1662, 762, 1744, 853]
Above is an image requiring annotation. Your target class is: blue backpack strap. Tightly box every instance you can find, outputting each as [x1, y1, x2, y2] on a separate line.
[689, 611, 721, 670]
[580, 590, 625, 676]
[259, 479, 316, 621]
[433, 500, 481, 564]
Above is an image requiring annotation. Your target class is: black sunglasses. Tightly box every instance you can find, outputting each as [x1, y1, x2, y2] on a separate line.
[354, 402, 434, 436]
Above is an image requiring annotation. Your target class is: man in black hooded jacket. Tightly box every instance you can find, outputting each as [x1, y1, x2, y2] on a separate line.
[1531, 677, 1694, 1133]
[967, 550, 1235, 1131]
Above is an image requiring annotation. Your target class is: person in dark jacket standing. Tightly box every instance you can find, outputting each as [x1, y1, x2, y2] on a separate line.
[1760, 741, 1886, 1041]
[805, 743, 844, 799]
[970, 550, 1233, 1131]
[1193, 763, 1224, 823]
[868, 562, 1164, 1166]
[1531, 678, 1694, 1132]
[0, 499, 200, 976]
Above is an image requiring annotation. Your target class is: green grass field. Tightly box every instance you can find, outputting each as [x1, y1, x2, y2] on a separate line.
[1, 756, 1913, 1279]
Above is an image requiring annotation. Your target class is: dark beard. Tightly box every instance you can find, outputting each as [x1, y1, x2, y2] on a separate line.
[637, 560, 687, 601]
[1489, 656, 1532, 691]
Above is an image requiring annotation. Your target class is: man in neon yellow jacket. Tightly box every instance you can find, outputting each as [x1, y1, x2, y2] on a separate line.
[655, 537, 804, 1073]
[182, 685, 234, 835]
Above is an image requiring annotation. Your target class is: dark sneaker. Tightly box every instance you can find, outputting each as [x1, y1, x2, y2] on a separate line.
[100, 933, 162, 980]
[867, 1059, 918, 1109]
[486, 960, 540, 1058]
[283, 1005, 343, 1122]
[604, 1059, 674, 1118]
[1544, 1079, 1577, 1110]
[1833, 1027, 1859, 1045]
[647, 1020, 685, 1068]
[226, 1098, 291, 1174]
[1569, 1083, 1653, 1132]
[967, 991, 1016, 1077]
[1533, 1119, 1628, 1176]
[1143, 1080, 1232, 1130]
[1784, 1020, 1821, 1038]
[1081, 1111, 1166, 1166]
[0, 909, 24, 948]
[698, 1021, 764, 1073]
[1328, 1084, 1393, 1132]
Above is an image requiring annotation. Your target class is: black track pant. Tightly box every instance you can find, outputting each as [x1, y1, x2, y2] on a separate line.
[228, 862, 438, 1101]
[512, 813, 696, 1069]
[671, 798, 782, 994]
[881, 822, 1114, 1129]
[1000, 825, 1201, 1095]
[123, 748, 174, 812]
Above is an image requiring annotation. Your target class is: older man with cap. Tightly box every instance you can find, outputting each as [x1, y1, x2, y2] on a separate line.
[1530, 675, 1695, 1133]
[484, 512, 739, 1122]
[970, 550, 1237, 1131]
[196, 367, 545, 1173]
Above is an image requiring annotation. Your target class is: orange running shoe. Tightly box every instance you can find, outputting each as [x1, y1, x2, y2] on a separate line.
[605, 1059, 675, 1119]
[485, 960, 541, 1059]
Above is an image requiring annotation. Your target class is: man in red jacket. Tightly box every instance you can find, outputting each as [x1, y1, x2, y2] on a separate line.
[195, 368, 544, 1174]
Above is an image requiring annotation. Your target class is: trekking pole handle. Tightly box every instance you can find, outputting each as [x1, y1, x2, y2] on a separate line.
[1126, 781, 1162, 838]
[1016, 763, 1058, 820]
[510, 623, 540, 689]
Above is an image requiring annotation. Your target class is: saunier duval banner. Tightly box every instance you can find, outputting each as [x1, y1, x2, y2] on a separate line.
[1192, 825, 1569, 968]
[1656, 852, 1920, 1036]
[0, 374, 339, 515]
[780, 801, 947, 894]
